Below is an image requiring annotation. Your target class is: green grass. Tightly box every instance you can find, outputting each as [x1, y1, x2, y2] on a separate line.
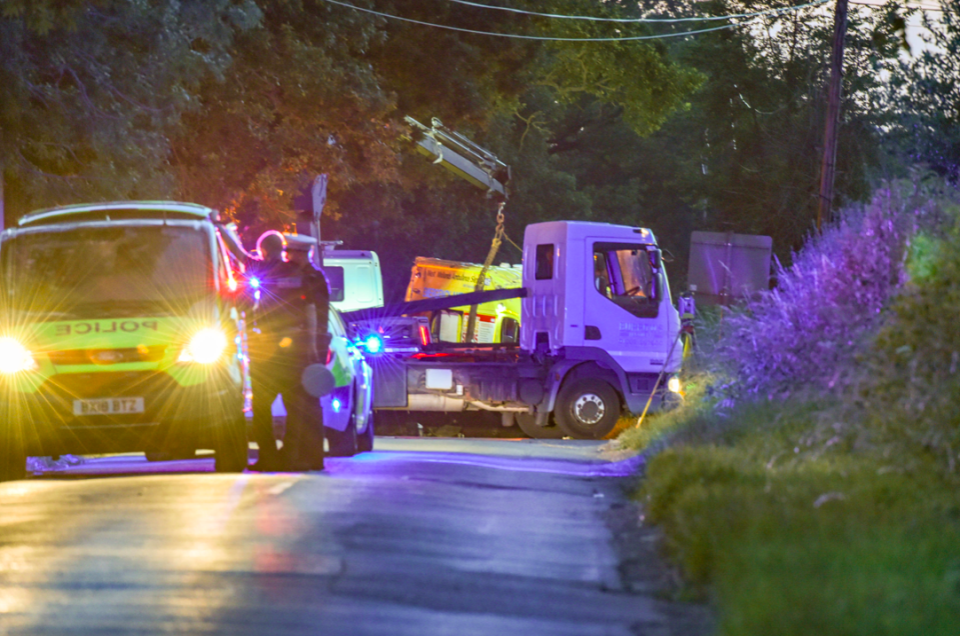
[625, 397, 960, 635]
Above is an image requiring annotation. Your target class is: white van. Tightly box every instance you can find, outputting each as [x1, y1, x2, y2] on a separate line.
[323, 250, 384, 312]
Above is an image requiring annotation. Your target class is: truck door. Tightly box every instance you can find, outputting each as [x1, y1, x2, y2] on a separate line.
[582, 240, 669, 371]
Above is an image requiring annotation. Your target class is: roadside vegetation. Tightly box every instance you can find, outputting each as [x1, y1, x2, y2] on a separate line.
[619, 178, 960, 635]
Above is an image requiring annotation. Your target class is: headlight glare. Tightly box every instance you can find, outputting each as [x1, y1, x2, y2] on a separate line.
[0, 337, 37, 374]
[178, 328, 228, 364]
[667, 376, 682, 394]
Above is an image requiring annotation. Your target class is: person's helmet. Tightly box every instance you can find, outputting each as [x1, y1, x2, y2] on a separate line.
[256, 230, 286, 262]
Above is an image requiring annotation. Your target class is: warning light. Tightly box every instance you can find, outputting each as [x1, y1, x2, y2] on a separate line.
[249, 277, 261, 289]
[332, 398, 342, 413]
[363, 334, 384, 355]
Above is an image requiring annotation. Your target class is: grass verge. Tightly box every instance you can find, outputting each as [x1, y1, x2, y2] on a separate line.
[622, 396, 960, 635]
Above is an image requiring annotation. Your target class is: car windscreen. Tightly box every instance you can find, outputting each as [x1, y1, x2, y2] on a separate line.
[2, 225, 212, 319]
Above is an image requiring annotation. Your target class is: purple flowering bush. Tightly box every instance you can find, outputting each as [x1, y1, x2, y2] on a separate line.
[713, 183, 952, 402]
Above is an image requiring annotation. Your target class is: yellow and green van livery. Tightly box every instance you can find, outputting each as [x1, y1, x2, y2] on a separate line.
[405, 257, 522, 344]
[0, 201, 249, 481]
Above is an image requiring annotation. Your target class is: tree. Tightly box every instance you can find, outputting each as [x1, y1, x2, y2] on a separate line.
[170, 0, 702, 287]
[0, 0, 261, 218]
[543, 0, 909, 278]
[883, 0, 960, 184]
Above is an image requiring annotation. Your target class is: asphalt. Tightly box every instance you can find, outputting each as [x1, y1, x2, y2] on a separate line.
[0, 438, 711, 635]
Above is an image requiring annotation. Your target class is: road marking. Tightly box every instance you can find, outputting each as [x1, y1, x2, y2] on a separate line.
[267, 480, 297, 496]
[212, 474, 249, 535]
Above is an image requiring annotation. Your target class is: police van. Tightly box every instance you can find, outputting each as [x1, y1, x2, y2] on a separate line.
[0, 201, 249, 481]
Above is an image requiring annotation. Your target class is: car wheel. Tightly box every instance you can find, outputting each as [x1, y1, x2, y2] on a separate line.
[327, 418, 358, 457]
[327, 385, 359, 458]
[357, 410, 374, 453]
[215, 415, 249, 473]
[515, 413, 566, 439]
[554, 378, 622, 440]
[0, 422, 27, 482]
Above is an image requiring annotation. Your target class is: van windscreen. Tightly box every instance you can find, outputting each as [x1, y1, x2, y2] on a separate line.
[3, 225, 211, 318]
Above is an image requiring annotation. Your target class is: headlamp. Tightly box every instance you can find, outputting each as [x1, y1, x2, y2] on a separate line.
[0, 338, 37, 374]
[178, 328, 229, 364]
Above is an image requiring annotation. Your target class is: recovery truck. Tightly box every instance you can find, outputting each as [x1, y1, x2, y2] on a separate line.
[343, 118, 685, 439]
[347, 220, 683, 439]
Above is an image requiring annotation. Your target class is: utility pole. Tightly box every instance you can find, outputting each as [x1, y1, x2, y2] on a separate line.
[817, 0, 849, 232]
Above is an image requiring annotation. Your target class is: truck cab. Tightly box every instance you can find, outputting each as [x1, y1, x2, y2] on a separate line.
[520, 221, 681, 437]
[524, 221, 678, 373]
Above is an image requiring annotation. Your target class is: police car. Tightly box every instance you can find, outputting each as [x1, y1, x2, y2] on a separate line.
[0, 201, 250, 481]
[272, 234, 375, 456]
[321, 308, 375, 455]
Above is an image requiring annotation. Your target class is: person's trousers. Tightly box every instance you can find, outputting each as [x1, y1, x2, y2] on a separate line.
[250, 351, 302, 465]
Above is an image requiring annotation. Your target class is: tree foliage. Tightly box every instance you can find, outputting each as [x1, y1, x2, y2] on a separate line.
[882, 0, 960, 184]
[0, 0, 260, 212]
[3, 0, 955, 302]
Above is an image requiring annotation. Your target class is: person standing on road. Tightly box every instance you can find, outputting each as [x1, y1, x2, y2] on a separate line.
[247, 231, 327, 472]
[282, 236, 330, 471]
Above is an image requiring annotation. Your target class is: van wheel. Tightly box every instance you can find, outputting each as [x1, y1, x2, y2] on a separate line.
[215, 416, 248, 473]
[555, 379, 621, 440]
[0, 425, 27, 482]
[516, 413, 566, 439]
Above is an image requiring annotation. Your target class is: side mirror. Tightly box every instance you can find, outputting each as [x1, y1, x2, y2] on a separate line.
[646, 246, 663, 270]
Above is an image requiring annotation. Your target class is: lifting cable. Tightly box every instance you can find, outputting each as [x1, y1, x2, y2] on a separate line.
[464, 202, 506, 343]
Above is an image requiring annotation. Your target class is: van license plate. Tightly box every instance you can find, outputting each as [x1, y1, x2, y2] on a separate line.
[73, 398, 145, 416]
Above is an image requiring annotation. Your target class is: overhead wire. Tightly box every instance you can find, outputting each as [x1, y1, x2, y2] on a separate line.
[444, 0, 831, 23]
[318, 0, 828, 41]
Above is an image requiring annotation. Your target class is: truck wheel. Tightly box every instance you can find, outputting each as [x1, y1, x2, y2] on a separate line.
[516, 413, 566, 439]
[0, 426, 27, 482]
[555, 379, 622, 440]
[215, 416, 249, 473]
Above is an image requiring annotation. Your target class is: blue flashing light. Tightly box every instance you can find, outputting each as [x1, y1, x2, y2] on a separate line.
[249, 276, 261, 289]
[363, 334, 384, 355]
[331, 398, 342, 413]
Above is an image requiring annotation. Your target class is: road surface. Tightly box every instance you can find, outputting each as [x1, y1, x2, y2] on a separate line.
[0, 438, 711, 635]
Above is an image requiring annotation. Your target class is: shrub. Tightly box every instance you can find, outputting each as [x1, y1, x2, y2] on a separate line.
[856, 187, 960, 470]
[713, 181, 957, 402]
